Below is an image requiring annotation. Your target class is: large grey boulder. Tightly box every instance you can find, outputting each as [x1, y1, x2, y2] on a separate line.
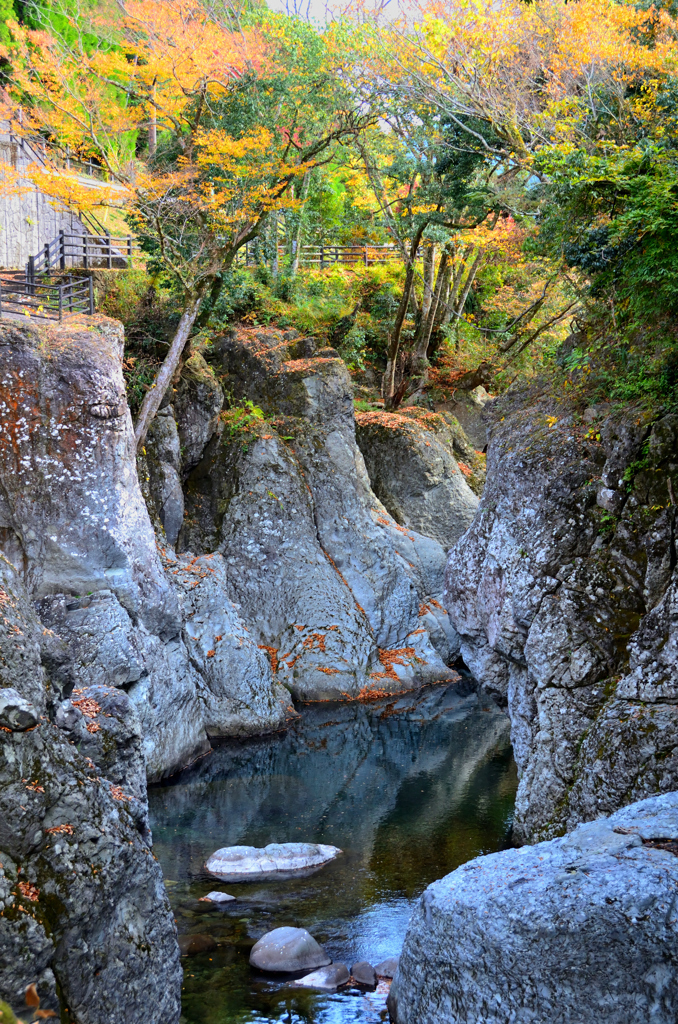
[355, 408, 478, 549]
[0, 316, 178, 639]
[445, 390, 678, 842]
[249, 926, 331, 973]
[0, 317, 288, 781]
[180, 325, 456, 697]
[389, 792, 678, 1024]
[206, 841, 341, 881]
[0, 553, 181, 1024]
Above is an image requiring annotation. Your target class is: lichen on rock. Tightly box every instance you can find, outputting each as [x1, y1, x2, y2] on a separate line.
[445, 384, 678, 842]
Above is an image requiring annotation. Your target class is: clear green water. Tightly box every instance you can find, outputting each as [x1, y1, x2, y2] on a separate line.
[148, 682, 517, 1024]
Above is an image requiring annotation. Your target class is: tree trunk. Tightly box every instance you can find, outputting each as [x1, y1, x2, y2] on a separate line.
[134, 283, 209, 451]
[421, 242, 435, 321]
[270, 211, 279, 279]
[383, 225, 425, 407]
[290, 170, 311, 277]
[443, 248, 483, 350]
[148, 79, 157, 158]
[415, 249, 449, 364]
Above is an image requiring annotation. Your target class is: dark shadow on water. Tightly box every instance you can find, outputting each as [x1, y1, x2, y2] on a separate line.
[148, 681, 517, 1024]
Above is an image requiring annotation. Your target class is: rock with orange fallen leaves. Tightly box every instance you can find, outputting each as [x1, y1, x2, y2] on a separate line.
[355, 409, 478, 550]
[0, 316, 287, 780]
[181, 325, 455, 696]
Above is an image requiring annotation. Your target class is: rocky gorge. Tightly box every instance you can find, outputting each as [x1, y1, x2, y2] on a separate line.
[2, 311, 678, 1023]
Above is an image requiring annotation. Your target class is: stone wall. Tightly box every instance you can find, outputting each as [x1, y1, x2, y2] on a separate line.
[0, 125, 89, 270]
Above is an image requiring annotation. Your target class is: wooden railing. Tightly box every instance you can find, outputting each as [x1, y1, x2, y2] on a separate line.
[0, 271, 94, 320]
[27, 230, 138, 280]
[237, 243, 401, 268]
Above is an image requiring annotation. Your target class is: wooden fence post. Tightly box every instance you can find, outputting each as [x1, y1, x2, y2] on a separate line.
[107, 234, 112, 270]
[127, 236, 133, 267]
[59, 230, 65, 270]
[88, 275, 94, 315]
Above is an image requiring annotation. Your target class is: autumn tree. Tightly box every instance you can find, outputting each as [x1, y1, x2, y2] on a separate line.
[352, 0, 678, 402]
[2, 0, 371, 445]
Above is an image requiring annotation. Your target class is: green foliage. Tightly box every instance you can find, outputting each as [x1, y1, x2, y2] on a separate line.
[0, 1001, 17, 1024]
[0, 0, 17, 45]
[222, 399, 265, 438]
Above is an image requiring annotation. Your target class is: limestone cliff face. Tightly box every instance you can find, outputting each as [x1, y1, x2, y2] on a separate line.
[445, 385, 678, 843]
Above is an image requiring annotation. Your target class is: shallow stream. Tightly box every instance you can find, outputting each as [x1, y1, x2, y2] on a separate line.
[149, 681, 517, 1024]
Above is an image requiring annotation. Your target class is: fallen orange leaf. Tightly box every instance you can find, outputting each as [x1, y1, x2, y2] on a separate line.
[25, 983, 40, 1008]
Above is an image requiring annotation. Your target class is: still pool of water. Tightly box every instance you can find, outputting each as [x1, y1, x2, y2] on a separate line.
[148, 682, 517, 1024]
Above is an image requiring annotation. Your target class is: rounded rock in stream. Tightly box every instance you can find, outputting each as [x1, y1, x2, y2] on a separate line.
[249, 927, 331, 974]
[351, 961, 377, 988]
[295, 963, 350, 991]
[205, 841, 341, 881]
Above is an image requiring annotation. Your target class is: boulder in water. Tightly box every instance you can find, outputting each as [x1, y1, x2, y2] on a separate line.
[351, 961, 377, 988]
[206, 842, 341, 881]
[200, 891, 235, 904]
[295, 963, 350, 991]
[249, 926, 330, 973]
[374, 957, 399, 979]
[389, 792, 678, 1024]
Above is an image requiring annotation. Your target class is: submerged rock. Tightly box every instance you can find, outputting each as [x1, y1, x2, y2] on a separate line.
[206, 842, 341, 881]
[390, 792, 678, 1024]
[178, 934, 217, 956]
[249, 926, 331, 973]
[295, 963, 350, 991]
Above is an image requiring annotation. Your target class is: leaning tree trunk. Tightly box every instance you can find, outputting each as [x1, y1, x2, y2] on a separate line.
[134, 282, 209, 451]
